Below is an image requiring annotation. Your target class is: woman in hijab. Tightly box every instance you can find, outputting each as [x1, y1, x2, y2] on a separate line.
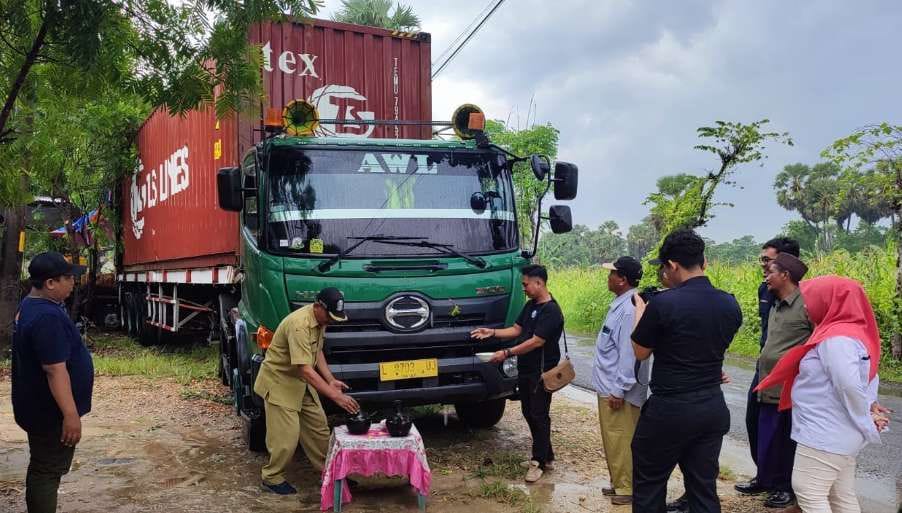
[756, 275, 889, 513]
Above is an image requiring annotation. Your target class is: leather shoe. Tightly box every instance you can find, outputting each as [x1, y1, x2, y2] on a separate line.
[764, 491, 796, 508]
[610, 495, 632, 505]
[665, 493, 688, 512]
[602, 487, 616, 496]
[734, 478, 768, 495]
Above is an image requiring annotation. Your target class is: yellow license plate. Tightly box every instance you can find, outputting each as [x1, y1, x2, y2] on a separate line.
[379, 358, 439, 381]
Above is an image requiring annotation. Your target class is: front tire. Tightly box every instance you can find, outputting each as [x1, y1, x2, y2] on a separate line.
[454, 398, 507, 428]
[242, 409, 267, 453]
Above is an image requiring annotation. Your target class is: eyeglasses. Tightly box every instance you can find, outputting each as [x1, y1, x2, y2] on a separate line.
[759, 256, 774, 264]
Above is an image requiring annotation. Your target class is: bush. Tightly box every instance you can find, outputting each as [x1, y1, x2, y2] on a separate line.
[550, 243, 901, 381]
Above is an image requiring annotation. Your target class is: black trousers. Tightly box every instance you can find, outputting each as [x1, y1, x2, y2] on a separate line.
[746, 369, 761, 470]
[632, 387, 730, 513]
[26, 427, 76, 513]
[518, 373, 555, 467]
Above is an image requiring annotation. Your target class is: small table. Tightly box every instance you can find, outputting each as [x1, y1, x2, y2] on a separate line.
[320, 421, 431, 512]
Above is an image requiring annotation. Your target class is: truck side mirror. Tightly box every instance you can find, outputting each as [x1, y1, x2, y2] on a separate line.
[530, 155, 550, 180]
[217, 167, 242, 212]
[548, 205, 572, 234]
[553, 162, 578, 200]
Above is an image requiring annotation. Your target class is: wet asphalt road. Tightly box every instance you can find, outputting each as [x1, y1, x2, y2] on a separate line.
[565, 332, 902, 513]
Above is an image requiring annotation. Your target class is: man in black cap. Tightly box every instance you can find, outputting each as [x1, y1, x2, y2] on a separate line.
[631, 229, 742, 513]
[593, 256, 650, 506]
[12, 252, 93, 513]
[254, 287, 360, 495]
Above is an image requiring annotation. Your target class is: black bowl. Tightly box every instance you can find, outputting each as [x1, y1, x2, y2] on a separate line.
[346, 411, 376, 435]
[386, 417, 412, 437]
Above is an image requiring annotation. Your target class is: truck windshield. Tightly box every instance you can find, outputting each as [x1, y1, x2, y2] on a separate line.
[266, 148, 519, 256]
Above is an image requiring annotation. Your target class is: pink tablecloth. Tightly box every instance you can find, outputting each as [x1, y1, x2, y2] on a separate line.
[320, 421, 432, 511]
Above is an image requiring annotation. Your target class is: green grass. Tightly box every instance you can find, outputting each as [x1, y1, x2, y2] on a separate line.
[550, 243, 902, 383]
[718, 465, 737, 481]
[470, 452, 524, 480]
[87, 332, 218, 384]
[472, 480, 541, 512]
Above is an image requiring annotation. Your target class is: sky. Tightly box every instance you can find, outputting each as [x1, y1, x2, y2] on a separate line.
[319, 0, 902, 243]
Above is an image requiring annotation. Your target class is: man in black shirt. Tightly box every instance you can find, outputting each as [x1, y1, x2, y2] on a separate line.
[631, 229, 742, 513]
[735, 237, 800, 499]
[12, 252, 94, 513]
[472, 264, 564, 484]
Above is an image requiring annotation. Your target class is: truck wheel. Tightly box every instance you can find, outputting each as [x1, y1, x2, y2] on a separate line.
[242, 409, 267, 453]
[454, 398, 507, 429]
[217, 294, 238, 387]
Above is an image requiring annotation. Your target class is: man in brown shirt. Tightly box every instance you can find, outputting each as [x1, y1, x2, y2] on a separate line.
[755, 253, 811, 509]
[253, 287, 359, 495]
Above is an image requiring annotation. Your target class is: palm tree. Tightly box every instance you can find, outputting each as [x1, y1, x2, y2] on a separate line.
[332, 0, 421, 31]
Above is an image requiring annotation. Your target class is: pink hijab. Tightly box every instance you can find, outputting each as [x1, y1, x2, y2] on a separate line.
[755, 275, 881, 411]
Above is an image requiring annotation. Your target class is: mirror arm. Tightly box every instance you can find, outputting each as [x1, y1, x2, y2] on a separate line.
[521, 176, 553, 259]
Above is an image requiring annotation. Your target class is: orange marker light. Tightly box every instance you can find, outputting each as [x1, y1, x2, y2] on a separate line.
[468, 111, 485, 131]
[256, 325, 275, 350]
[264, 108, 282, 129]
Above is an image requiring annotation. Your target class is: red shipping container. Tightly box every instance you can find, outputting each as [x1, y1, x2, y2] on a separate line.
[122, 19, 432, 272]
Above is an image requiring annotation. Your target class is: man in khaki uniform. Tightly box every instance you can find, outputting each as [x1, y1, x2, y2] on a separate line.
[254, 287, 360, 495]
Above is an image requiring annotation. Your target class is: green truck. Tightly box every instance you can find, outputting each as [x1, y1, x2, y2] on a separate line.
[118, 20, 577, 451]
[215, 112, 577, 449]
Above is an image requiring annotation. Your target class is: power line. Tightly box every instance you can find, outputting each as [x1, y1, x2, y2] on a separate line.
[432, 0, 494, 68]
[431, 0, 507, 80]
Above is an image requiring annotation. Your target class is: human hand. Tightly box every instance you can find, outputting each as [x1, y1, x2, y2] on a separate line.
[470, 328, 494, 340]
[632, 293, 646, 330]
[61, 413, 82, 447]
[871, 402, 892, 416]
[334, 393, 360, 415]
[721, 372, 732, 384]
[488, 350, 507, 364]
[607, 396, 624, 410]
[330, 379, 350, 392]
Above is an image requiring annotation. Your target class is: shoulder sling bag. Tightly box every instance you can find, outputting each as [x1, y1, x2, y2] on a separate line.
[538, 299, 575, 392]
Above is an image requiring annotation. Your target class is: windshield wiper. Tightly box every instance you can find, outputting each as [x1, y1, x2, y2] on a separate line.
[375, 239, 487, 269]
[317, 235, 428, 272]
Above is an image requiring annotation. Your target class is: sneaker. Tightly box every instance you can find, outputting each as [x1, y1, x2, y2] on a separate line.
[261, 481, 297, 495]
[602, 487, 616, 496]
[520, 459, 555, 471]
[524, 461, 544, 483]
[610, 495, 632, 505]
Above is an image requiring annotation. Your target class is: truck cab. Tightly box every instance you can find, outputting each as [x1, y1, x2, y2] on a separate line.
[217, 108, 577, 450]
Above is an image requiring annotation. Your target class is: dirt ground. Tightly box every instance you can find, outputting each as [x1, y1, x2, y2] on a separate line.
[0, 376, 772, 513]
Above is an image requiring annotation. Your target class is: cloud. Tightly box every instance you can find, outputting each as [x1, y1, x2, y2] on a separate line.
[319, 0, 902, 241]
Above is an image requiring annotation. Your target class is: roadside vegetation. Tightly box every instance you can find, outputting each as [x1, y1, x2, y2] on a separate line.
[85, 332, 218, 384]
[551, 242, 902, 383]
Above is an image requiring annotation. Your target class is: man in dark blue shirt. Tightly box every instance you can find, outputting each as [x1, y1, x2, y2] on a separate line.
[631, 229, 742, 513]
[12, 252, 94, 513]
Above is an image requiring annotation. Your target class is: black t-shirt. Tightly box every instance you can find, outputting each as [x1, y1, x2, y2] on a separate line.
[514, 298, 564, 375]
[631, 276, 742, 396]
[12, 297, 95, 434]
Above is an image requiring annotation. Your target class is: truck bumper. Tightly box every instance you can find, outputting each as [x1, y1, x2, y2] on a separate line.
[329, 356, 518, 409]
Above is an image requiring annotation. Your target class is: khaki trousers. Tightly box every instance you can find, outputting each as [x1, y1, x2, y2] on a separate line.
[261, 389, 331, 485]
[597, 394, 641, 495]
[792, 444, 860, 513]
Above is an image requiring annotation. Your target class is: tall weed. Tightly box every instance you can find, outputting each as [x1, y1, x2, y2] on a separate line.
[550, 243, 901, 381]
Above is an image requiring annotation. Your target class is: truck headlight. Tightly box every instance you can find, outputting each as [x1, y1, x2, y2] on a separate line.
[501, 356, 518, 378]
